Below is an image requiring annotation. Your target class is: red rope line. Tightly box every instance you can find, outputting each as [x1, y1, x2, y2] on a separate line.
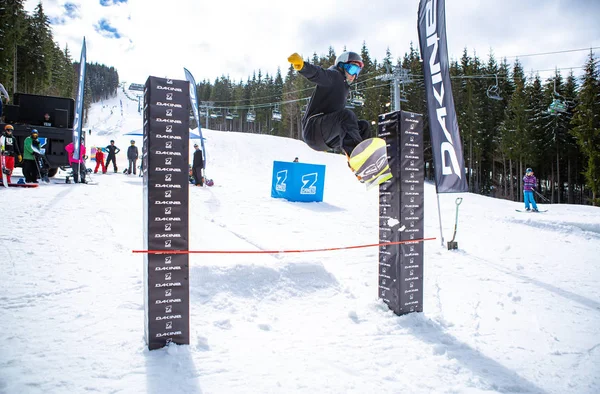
[132, 237, 436, 255]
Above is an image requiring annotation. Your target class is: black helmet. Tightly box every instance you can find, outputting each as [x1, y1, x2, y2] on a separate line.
[334, 51, 364, 68]
[130, 140, 135, 144]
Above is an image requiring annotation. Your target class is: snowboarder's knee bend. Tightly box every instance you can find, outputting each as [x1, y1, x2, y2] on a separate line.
[302, 118, 330, 152]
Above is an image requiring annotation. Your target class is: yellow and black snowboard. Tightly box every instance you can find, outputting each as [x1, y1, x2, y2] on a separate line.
[347, 137, 392, 190]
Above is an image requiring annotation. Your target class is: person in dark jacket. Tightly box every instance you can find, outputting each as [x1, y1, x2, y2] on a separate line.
[288, 51, 371, 155]
[126, 140, 139, 175]
[192, 143, 204, 186]
[1, 125, 22, 184]
[105, 140, 120, 173]
[523, 168, 539, 212]
[22, 129, 40, 183]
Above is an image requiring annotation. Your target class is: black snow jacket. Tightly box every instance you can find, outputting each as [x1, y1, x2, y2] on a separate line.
[105, 144, 120, 157]
[1, 132, 20, 156]
[193, 149, 204, 169]
[127, 145, 139, 160]
[299, 63, 350, 126]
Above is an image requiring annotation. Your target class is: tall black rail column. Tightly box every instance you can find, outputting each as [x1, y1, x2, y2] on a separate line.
[143, 76, 190, 349]
[378, 110, 425, 315]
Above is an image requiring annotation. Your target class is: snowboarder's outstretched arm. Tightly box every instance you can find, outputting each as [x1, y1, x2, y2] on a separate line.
[288, 53, 335, 87]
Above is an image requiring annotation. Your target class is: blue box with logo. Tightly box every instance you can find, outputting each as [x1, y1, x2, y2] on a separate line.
[271, 161, 326, 202]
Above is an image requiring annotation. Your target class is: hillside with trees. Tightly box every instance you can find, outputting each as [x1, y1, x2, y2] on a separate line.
[0, 1, 119, 119]
[1, 2, 597, 205]
[191, 45, 599, 206]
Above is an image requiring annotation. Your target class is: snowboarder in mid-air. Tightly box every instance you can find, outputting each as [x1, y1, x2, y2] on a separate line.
[288, 51, 371, 155]
[288, 51, 391, 188]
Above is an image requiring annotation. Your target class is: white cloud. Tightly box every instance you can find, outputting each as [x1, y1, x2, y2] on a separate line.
[26, 0, 600, 85]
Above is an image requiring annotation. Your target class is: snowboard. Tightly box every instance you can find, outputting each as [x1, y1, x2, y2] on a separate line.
[515, 209, 548, 213]
[0, 136, 8, 188]
[8, 183, 38, 188]
[31, 146, 50, 183]
[348, 137, 392, 190]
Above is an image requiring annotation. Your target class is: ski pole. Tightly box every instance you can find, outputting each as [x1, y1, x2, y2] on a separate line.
[534, 189, 550, 203]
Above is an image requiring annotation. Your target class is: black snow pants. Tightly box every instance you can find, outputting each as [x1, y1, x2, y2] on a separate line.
[302, 109, 371, 154]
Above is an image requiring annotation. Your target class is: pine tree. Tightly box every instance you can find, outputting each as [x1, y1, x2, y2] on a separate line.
[570, 52, 600, 205]
[499, 59, 528, 200]
[19, 2, 53, 93]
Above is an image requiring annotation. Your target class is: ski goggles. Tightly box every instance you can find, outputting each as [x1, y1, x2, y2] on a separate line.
[343, 62, 362, 77]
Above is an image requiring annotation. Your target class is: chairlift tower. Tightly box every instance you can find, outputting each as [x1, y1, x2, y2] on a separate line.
[376, 66, 412, 112]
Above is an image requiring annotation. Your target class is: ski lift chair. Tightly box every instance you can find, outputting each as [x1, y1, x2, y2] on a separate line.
[548, 99, 568, 115]
[246, 110, 256, 122]
[547, 76, 569, 115]
[225, 111, 234, 120]
[272, 105, 282, 121]
[350, 93, 365, 107]
[486, 75, 502, 100]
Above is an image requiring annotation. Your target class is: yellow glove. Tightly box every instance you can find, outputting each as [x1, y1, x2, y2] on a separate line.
[288, 53, 304, 71]
[17, 155, 22, 163]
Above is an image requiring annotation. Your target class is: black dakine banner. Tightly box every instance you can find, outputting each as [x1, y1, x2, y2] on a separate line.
[143, 76, 190, 350]
[417, 0, 468, 193]
[378, 111, 424, 315]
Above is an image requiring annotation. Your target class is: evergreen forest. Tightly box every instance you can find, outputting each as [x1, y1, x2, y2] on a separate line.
[1, 1, 598, 205]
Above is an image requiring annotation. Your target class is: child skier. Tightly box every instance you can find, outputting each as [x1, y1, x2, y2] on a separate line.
[94, 147, 106, 174]
[523, 168, 539, 212]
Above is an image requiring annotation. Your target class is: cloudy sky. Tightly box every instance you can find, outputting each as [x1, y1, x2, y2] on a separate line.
[26, 0, 600, 85]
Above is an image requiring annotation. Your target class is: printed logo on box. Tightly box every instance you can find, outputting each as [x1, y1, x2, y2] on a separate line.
[276, 170, 287, 192]
[300, 173, 318, 195]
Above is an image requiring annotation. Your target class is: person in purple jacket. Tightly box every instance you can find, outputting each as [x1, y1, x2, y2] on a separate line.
[523, 168, 539, 212]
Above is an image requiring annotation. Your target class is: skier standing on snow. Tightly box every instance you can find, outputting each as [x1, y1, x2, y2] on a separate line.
[126, 140, 138, 175]
[1, 125, 22, 184]
[65, 141, 87, 183]
[94, 147, 106, 174]
[105, 140, 120, 173]
[22, 130, 40, 183]
[287, 51, 371, 156]
[192, 143, 204, 186]
[523, 168, 539, 212]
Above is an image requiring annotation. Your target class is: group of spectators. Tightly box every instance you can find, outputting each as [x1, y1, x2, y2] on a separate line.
[91, 140, 139, 176]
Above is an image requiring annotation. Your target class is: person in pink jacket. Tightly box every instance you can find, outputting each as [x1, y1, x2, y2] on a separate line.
[65, 141, 87, 183]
